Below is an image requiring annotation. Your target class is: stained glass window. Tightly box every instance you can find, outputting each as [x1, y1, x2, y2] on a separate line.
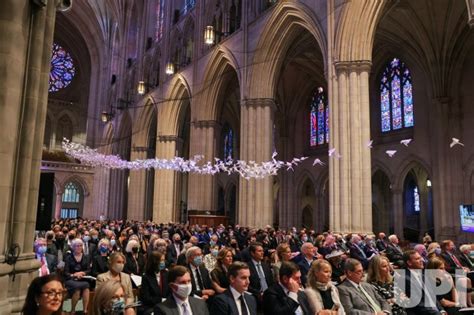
[183, 0, 195, 14]
[62, 182, 80, 203]
[310, 87, 329, 146]
[413, 186, 420, 212]
[223, 126, 234, 159]
[155, 0, 165, 40]
[380, 58, 414, 132]
[49, 43, 75, 92]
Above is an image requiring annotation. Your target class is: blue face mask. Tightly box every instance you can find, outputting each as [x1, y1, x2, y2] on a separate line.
[193, 256, 203, 266]
[210, 240, 216, 247]
[83, 236, 90, 243]
[99, 246, 108, 254]
[111, 297, 125, 313]
[37, 245, 47, 255]
[159, 261, 166, 271]
[110, 239, 116, 247]
[434, 248, 441, 255]
[469, 250, 474, 258]
[211, 249, 219, 257]
[92, 235, 98, 240]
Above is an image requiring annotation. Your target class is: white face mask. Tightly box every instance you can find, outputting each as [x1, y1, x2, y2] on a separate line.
[174, 283, 192, 298]
[112, 263, 124, 274]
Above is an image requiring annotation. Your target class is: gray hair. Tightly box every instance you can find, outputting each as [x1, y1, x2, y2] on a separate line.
[388, 234, 398, 243]
[344, 258, 362, 272]
[126, 239, 139, 253]
[186, 246, 202, 261]
[71, 238, 84, 248]
[460, 244, 471, 253]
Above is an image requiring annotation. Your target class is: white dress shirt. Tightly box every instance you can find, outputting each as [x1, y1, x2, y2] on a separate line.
[173, 293, 194, 315]
[230, 286, 250, 315]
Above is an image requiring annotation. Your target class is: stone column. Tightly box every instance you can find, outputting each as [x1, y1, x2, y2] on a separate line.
[127, 149, 147, 221]
[108, 169, 128, 219]
[0, 1, 58, 313]
[92, 167, 110, 219]
[238, 98, 275, 227]
[329, 61, 372, 234]
[187, 120, 219, 213]
[153, 135, 182, 223]
[392, 189, 404, 238]
[429, 97, 462, 241]
[54, 191, 62, 219]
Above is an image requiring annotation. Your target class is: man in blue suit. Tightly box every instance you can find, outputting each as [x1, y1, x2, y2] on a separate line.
[210, 261, 258, 315]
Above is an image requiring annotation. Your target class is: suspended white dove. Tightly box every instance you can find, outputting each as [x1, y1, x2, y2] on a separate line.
[313, 158, 326, 166]
[400, 138, 412, 147]
[385, 150, 397, 158]
[367, 140, 373, 149]
[450, 137, 464, 148]
[328, 148, 337, 157]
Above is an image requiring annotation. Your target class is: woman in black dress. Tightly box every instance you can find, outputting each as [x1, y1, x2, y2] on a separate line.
[210, 247, 233, 293]
[64, 238, 91, 314]
[140, 251, 169, 315]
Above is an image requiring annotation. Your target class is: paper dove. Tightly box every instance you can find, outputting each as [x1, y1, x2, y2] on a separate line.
[367, 140, 373, 149]
[450, 137, 464, 148]
[313, 158, 326, 166]
[328, 148, 337, 157]
[385, 150, 397, 157]
[400, 139, 412, 147]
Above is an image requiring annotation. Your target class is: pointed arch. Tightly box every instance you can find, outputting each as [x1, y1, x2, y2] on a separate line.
[160, 74, 192, 136]
[197, 47, 240, 121]
[62, 175, 90, 197]
[134, 96, 158, 147]
[334, 0, 387, 62]
[393, 155, 432, 191]
[248, 1, 327, 98]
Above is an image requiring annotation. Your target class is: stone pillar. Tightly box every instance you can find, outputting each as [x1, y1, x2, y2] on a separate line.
[392, 189, 404, 238]
[187, 120, 219, 213]
[238, 99, 275, 227]
[54, 191, 62, 219]
[127, 149, 147, 221]
[92, 168, 110, 219]
[108, 169, 129, 219]
[429, 97, 462, 241]
[153, 135, 182, 223]
[330, 61, 372, 234]
[0, 1, 58, 313]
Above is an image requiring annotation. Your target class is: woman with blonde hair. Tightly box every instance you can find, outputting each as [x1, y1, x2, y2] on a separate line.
[367, 255, 406, 315]
[210, 247, 233, 293]
[427, 242, 442, 260]
[272, 242, 292, 282]
[92, 280, 127, 315]
[96, 252, 135, 314]
[303, 259, 345, 315]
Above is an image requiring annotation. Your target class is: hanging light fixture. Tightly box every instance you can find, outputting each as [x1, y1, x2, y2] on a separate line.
[137, 81, 146, 95]
[427, 179, 432, 187]
[204, 25, 215, 45]
[101, 111, 113, 123]
[165, 62, 175, 75]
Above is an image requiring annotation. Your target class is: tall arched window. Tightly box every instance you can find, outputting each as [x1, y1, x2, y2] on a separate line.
[310, 87, 329, 146]
[61, 182, 80, 218]
[155, 0, 165, 41]
[183, 0, 195, 14]
[380, 58, 414, 132]
[223, 124, 234, 159]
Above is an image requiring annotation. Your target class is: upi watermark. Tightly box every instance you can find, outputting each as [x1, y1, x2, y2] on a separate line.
[393, 269, 468, 308]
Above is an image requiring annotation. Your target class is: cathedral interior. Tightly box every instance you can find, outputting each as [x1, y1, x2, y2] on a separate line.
[1, 0, 474, 312]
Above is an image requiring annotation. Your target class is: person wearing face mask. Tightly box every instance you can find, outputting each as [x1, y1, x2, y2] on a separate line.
[166, 233, 183, 265]
[140, 251, 169, 315]
[123, 239, 145, 278]
[92, 280, 128, 315]
[458, 244, 474, 270]
[96, 252, 135, 314]
[203, 244, 219, 272]
[154, 266, 209, 315]
[45, 231, 58, 257]
[92, 239, 111, 277]
[186, 246, 216, 301]
[427, 241, 442, 260]
[82, 231, 97, 257]
[35, 238, 58, 276]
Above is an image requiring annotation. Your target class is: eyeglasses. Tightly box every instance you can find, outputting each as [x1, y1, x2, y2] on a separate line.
[41, 290, 67, 299]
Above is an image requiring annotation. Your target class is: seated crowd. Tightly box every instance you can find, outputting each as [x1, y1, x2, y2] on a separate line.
[23, 219, 474, 315]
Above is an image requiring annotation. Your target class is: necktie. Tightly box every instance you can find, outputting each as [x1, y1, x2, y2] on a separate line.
[239, 295, 249, 315]
[358, 245, 367, 259]
[182, 302, 190, 315]
[85, 243, 89, 255]
[40, 257, 49, 276]
[256, 263, 268, 292]
[451, 254, 463, 268]
[465, 254, 474, 267]
[358, 285, 382, 313]
[196, 267, 204, 290]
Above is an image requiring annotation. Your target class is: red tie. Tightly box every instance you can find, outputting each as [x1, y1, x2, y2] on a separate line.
[40, 257, 49, 276]
[452, 254, 463, 268]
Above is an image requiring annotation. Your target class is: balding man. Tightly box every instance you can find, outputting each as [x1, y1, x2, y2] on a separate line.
[167, 233, 183, 264]
[386, 234, 404, 267]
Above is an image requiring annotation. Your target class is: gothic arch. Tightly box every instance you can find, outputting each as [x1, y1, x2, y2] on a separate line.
[334, 0, 387, 62]
[393, 155, 432, 192]
[197, 47, 240, 121]
[372, 159, 394, 183]
[160, 74, 191, 136]
[134, 96, 158, 147]
[248, 1, 327, 98]
[61, 175, 90, 197]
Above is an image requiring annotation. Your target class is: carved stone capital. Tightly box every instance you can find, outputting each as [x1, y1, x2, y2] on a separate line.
[241, 98, 277, 111]
[334, 60, 372, 74]
[192, 120, 221, 129]
[158, 135, 183, 144]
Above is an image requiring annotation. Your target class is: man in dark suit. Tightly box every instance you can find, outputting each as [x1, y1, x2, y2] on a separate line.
[386, 234, 404, 267]
[375, 232, 388, 252]
[262, 261, 311, 315]
[459, 244, 474, 270]
[166, 233, 183, 265]
[155, 265, 209, 315]
[210, 261, 258, 315]
[338, 258, 391, 314]
[247, 242, 274, 304]
[348, 235, 371, 270]
[186, 246, 215, 300]
[297, 242, 316, 287]
[440, 240, 469, 274]
[34, 238, 58, 276]
[402, 250, 445, 315]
